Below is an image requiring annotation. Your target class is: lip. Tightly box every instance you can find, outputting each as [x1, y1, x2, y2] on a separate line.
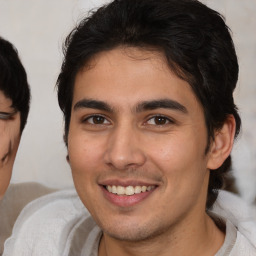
[99, 179, 158, 207]
[99, 178, 158, 187]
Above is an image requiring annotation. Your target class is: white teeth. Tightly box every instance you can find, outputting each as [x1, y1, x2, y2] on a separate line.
[106, 185, 154, 196]
[125, 186, 134, 195]
[117, 186, 125, 195]
[112, 185, 117, 194]
[134, 186, 142, 194]
[141, 186, 147, 192]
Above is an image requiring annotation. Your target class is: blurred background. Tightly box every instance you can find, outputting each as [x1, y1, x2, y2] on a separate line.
[0, 0, 255, 203]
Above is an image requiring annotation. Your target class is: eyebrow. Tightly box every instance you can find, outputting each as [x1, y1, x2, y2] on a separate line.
[73, 98, 188, 114]
[73, 99, 113, 112]
[136, 99, 188, 114]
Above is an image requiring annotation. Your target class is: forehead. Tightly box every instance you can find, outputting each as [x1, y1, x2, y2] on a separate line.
[72, 47, 202, 113]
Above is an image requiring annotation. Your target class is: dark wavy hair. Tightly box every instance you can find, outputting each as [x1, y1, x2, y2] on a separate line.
[0, 37, 30, 132]
[57, 0, 241, 209]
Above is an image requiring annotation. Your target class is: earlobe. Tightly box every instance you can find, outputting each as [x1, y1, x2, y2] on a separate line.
[207, 115, 236, 170]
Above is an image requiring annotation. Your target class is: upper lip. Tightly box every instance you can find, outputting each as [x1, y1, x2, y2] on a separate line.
[99, 179, 159, 187]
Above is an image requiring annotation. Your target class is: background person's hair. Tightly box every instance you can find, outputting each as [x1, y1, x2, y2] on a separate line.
[0, 37, 30, 133]
[57, 0, 241, 209]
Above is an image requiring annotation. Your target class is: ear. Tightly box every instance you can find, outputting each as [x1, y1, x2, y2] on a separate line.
[207, 115, 236, 170]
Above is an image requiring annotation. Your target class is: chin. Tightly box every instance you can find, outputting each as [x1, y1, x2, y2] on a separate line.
[101, 220, 168, 242]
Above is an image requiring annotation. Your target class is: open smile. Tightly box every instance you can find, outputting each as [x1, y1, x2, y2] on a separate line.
[105, 185, 155, 196]
[101, 183, 157, 207]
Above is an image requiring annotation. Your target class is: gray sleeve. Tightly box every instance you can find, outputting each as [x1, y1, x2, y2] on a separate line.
[0, 182, 57, 254]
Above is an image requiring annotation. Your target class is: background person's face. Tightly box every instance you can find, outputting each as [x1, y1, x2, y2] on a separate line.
[68, 47, 212, 242]
[0, 90, 20, 200]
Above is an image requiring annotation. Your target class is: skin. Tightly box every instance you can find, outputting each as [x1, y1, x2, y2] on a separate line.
[68, 47, 235, 256]
[0, 90, 21, 200]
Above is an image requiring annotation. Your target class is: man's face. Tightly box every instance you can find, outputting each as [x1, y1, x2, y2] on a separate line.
[0, 90, 20, 200]
[68, 47, 213, 241]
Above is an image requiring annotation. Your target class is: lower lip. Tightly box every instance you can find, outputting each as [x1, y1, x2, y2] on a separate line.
[101, 186, 156, 207]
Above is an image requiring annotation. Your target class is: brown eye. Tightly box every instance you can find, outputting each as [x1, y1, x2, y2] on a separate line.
[154, 116, 168, 125]
[147, 115, 173, 126]
[92, 116, 105, 124]
[85, 115, 110, 125]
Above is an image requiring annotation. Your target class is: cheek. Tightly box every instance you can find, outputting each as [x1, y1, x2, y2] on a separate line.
[67, 133, 107, 209]
[0, 143, 20, 200]
[148, 134, 196, 167]
[0, 116, 21, 199]
[68, 133, 105, 176]
[148, 132, 207, 184]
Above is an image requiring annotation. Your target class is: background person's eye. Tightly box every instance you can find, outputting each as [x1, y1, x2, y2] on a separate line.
[147, 116, 172, 125]
[0, 111, 16, 120]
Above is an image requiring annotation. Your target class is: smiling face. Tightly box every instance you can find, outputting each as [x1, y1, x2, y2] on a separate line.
[68, 47, 214, 242]
[0, 90, 21, 200]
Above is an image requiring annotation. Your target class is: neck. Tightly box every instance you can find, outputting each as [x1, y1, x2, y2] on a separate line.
[98, 213, 225, 256]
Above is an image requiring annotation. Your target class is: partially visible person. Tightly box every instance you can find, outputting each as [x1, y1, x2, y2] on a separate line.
[0, 36, 30, 253]
[0, 36, 30, 200]
[0, 37, 55, 254]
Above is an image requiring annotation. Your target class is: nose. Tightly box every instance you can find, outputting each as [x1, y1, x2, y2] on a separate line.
[103, 124, 146, 170]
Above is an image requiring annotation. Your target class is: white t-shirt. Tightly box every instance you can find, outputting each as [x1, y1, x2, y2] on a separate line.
[3, 189, 256, 256]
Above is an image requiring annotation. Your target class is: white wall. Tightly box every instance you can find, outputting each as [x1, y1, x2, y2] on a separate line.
[0, 0, 256, 201]
[0, 0, 110, 189]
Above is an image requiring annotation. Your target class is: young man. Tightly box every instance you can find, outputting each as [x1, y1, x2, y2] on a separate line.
[4, 0, 256, 255]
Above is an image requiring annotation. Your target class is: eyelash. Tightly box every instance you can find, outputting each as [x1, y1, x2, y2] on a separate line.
[0, 112, 16, 120]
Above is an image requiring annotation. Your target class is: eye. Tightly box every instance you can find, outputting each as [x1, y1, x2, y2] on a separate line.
[146, 115, 173, 126]
[84, 115, 110, 125]
[0, 112, 16, 120]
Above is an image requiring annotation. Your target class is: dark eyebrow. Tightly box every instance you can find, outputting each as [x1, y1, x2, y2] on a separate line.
[136, 99, 188, 114]
[73, 99, 113, 112]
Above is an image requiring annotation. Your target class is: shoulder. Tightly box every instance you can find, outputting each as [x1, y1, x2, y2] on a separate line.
[0, 182, 56, 254]
[3, 188, 97, 256]
[212, 190, 256, 254]
[212, 190, 256, 223]
[229, 231, 256, 255]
